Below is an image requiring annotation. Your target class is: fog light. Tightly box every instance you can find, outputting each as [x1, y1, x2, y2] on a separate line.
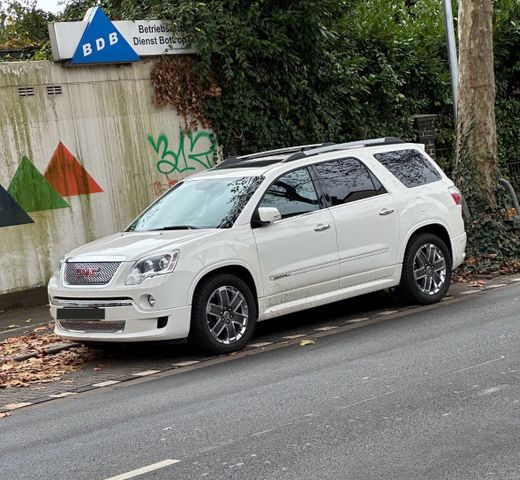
[147, 295, 156, 307]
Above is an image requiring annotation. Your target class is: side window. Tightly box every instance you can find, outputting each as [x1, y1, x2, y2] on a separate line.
[314, 157, 384, 206]
[259, 168, 319, 219]
[374, 149, 441, 188]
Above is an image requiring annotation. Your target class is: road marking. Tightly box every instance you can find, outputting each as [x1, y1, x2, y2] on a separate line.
[104, 459, 180, 480]
[315, 326, 338, 331]
[460, 290, 482, 295]
[511, 278, 520, 282]
[248, 342, 273, 348]
[92, 380, 121, 387]
[346, 317, 369, 324]
[49, 392, 77, 398]
[445, 356, 505, 376]
[252, 429, 272, 436]
[377, 310, 399, 316]
[173, 360, 200, 367]
[282, 334, 307, 340]
[132, 370, 160, 377]
[4, 402, 33, 410]
[339, 390, 398, 410]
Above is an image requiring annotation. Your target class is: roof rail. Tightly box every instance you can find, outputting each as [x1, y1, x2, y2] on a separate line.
[214, 142, 334, 169]
[283, 137, 405, 162]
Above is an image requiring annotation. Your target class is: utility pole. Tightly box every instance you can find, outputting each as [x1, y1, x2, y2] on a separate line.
[443, 0, 458, 124]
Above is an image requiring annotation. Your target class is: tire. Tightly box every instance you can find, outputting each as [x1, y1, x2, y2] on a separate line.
[189, 273, 257, 354]
[399, 233, 452, 305]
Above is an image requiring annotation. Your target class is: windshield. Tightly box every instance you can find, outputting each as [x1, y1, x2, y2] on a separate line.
[128, 176, 264, 231]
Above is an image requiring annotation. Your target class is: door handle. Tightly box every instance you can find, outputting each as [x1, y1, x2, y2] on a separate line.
[314, 223, 331, 232]
[379, 208, 395, 216]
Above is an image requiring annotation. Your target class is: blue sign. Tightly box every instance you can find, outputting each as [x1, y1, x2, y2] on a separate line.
[71, 7, 140, 65]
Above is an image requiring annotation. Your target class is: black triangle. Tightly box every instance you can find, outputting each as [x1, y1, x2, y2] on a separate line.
[0, 183, 34, 227]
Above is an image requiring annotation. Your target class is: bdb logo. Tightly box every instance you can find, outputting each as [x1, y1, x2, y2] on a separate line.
[71, 7, 140, 65]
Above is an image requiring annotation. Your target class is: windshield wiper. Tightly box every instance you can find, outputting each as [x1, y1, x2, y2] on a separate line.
[150, 225, 201, 231]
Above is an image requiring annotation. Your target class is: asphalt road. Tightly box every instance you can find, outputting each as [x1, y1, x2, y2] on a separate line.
[1, 283, 520, 480]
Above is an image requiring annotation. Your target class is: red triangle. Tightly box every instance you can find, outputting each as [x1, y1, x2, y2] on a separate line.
[44, 142, 103, 197]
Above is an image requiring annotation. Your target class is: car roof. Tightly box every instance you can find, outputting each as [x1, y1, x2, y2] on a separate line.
[187, 138, 426, 180]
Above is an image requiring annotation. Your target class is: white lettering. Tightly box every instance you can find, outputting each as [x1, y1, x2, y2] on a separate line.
[82, 43, 92, 56]
[96, 37, 105, 51]
[109, 32, 118, 46]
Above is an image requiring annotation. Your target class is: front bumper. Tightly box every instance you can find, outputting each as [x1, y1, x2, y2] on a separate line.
[51, 298, 192, 342]
[48, 270, 195, 342]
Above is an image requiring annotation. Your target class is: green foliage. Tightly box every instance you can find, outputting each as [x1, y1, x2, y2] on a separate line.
[0, 0, 55, 58]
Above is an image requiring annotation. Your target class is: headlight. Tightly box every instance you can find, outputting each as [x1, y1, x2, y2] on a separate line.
[125, 251, 179, 285]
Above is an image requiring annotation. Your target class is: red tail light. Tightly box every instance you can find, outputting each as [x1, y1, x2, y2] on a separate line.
[449, 186, 462, 206]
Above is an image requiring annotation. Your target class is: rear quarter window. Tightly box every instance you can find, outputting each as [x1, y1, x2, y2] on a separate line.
[373, 149, 442, 188]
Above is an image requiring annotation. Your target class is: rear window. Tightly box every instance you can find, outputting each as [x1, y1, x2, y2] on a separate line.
[373, 149, 441, 188]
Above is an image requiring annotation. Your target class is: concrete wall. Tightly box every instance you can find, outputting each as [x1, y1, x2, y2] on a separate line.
[0, 60, 218, 295]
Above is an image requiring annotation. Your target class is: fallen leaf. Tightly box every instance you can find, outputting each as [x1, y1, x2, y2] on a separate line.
[33, 326, 49, 332]
[0, 412, 10, 418]
[25, 319, 32, 323]
[299, 339, 315, 347]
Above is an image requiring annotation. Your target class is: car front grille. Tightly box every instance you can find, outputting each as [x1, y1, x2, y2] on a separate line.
[57, 319, 126, 333]
[64, 262, 122, 286]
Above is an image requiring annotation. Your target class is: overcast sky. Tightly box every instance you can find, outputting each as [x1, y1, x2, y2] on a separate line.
[36, 0, 63, 14]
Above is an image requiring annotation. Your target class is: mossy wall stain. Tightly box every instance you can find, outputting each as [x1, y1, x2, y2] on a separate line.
[0, 60, 217, 295]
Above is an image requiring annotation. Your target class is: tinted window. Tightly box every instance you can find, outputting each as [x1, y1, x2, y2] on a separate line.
[374, 149, 441, 188]
[260, 168, 319, 218]
[314, 157, 385, 206]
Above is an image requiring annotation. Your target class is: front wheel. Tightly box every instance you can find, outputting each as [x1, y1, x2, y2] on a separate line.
[400, 233, 452, 305]
[189, 273, 257, 354]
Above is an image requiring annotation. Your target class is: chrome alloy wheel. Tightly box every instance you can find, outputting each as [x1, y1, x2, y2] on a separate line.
[206, 286, 249, 345]
[413, 243, 447, 295]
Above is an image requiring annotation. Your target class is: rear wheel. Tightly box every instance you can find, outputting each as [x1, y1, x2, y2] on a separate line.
[189, 273, 257, 354]
[400, 233, 452, 304]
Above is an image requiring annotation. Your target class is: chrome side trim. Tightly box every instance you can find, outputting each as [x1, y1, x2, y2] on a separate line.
[51, 298, 134, 308]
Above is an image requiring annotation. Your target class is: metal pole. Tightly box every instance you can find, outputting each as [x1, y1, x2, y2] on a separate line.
[443, 0, 459, 124]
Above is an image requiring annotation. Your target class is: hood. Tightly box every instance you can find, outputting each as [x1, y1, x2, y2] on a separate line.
[66, 230, 217, 262]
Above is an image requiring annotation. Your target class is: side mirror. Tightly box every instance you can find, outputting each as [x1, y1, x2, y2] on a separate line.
[258, 207, 282, 225]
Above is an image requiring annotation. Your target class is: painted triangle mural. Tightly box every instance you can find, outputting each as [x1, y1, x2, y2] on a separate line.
[44, 142, 103, 197]
[8, 156, 70, 212]
[0, 184, 34, 228]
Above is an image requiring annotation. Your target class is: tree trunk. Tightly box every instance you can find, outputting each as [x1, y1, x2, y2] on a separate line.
[455, 0, 497, 211]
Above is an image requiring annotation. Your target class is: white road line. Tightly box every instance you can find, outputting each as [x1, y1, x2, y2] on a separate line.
[378, 310, 399, 316]
[248, 342, 273, 348]
[460, 290, 482, 295]
[445, 356, 505, 376]
[49, 392, 77, 398]
[173, 360, 200, 367]
[132, 370, 160, 377]
[315, 326, 338, 331]
[282, 334, 307, 340]
[4, 402, 33, 410]
[104, 459, 180, 480]
[346, 317, 369, 324]
[92, 380, 121, 387]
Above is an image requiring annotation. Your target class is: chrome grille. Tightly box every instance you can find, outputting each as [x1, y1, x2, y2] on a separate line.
[57, 319, 125, 333]
[64, 262, 121, 286]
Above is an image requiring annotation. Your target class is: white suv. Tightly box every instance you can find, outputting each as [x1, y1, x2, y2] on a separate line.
[49, 138, 466, 354]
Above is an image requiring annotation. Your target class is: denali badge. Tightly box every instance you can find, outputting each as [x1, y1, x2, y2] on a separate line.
[75, 267, 101, 278]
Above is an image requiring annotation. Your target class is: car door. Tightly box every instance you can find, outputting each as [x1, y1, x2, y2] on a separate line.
[313, 157, 400, 288]
[253, 167, 339, 308]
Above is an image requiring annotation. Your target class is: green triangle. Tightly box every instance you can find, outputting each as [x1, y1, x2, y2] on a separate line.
[8, 156, 69, 212]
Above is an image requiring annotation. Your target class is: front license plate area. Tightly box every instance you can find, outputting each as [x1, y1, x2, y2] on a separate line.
[57, 308, 105, 320]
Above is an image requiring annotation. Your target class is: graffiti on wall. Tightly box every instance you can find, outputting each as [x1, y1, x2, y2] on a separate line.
[148, 129, 218, 196]
[0, 142, 103, 229]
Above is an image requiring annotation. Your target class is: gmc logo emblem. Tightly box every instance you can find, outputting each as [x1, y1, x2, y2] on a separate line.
[75, 267, 100, 278]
